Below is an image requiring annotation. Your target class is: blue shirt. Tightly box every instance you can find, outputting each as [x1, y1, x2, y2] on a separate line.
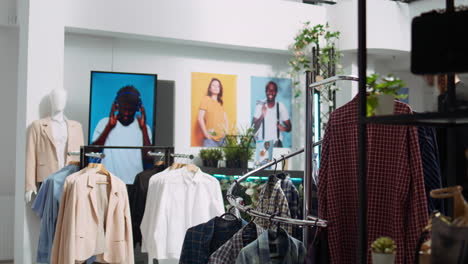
[32, 165, 80, 263]
[236, 228, 306, 264]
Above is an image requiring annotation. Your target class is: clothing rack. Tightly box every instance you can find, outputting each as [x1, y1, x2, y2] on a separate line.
[68, 151, 106, 159]
[304, 74, 360, 244]
[85, 152, 105, 159]
[148, 151, 195, 160]
[226, 141, 328, 227]
[79, 145, 175, 168]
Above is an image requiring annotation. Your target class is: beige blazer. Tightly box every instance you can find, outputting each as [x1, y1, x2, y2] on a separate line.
[26, 117, 84, 192]
[51, 168, 134, 264]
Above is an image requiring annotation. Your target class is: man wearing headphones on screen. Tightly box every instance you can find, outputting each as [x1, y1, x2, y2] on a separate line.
[92, 85, 152, 184]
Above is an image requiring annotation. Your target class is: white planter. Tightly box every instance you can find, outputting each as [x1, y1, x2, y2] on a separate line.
[375, 94, 394, 116]
[372, 252, 395, 264]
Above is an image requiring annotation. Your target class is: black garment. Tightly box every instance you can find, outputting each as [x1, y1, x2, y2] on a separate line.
[305, 228, 329, 264]
[437, 81, 468, 199]
[418, 127, 444, 214]
[129, 165, 167, 247]
[179, 217, 243, 264]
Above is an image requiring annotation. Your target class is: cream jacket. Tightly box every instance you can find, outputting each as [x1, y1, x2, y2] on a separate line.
[51, 168, 134, 264]
[26, 117, 84, 192]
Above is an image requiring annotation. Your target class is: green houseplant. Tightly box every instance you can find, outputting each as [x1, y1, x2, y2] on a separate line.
[222, 127, 255, 169]
[199, 148, 223, 168]
[371, 236, 397, 264]
[367, 73, 407, 117]
[289, 22, 342, 98]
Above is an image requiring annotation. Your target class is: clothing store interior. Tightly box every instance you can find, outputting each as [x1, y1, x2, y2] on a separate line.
[2, 0, 468, 263]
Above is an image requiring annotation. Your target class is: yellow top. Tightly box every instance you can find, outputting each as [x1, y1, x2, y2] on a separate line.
[199, 96, 226, 142]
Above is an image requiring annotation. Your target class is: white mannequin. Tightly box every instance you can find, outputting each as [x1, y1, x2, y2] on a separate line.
[25, 88, 68, 203]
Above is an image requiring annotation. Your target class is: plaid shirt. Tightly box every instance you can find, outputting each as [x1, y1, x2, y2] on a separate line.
[318, 97, 427, 264]
[255, 176, 293, 234]
[179, 217, 243, 264]
[208, 222, 264, 264]
[280, 174, 302, 240]
[235, 228, 306, 264]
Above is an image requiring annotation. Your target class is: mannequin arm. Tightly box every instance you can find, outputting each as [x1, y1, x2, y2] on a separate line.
[25, 190, 36, 203]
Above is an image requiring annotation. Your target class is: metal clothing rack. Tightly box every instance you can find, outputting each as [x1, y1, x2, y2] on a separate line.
[226, 141, 328, 227]
[304, 74, 360, 245]
[79, 145, 175, 168]
[354, 0, 461, 261]
[148, 151, 195, 160]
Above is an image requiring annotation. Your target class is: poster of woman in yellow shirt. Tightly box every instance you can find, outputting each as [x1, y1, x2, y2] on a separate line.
[191, 72, 237, 147]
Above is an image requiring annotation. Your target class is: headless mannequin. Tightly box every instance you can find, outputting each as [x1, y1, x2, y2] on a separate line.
[25, 89, 68, 203]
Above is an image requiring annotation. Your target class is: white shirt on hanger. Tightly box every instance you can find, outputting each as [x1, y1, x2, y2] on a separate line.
[140, 167, 225, 261]
[51, 116, 68, 169]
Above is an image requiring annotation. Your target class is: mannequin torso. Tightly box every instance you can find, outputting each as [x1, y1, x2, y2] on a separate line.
[25, 89, 70, 203]
[51, 111, 68, 169]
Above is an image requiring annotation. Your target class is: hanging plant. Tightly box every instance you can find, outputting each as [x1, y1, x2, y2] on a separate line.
[289, 22, 342, 98]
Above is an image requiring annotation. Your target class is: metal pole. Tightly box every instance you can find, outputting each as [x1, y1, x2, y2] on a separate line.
[304, 71, 315, 245]
[357, 0, 368, 262]
[445, 0, 457, 218]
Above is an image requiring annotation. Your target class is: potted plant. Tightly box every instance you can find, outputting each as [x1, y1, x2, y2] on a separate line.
[199, 148, 223, 168]
[222, 127, 255, 169]
[367, 73, 407, 116]
[371, 236, 396, 264]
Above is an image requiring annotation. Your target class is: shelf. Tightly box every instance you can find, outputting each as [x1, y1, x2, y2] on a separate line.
[200, 166, 304, 180]
[363, 110, 468, 127]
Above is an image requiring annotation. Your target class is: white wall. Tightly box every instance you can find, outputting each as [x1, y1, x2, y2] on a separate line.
[0, 25, 18, 260]
[64, 0, 326, 53]
[327, 0, 411, 52]
[15, 0, 66, 262]
[64, 33, 303, 159]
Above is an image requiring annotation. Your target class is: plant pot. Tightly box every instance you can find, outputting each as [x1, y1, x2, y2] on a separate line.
[418, 253, 431, 264]
[202, 159, 219, 168]
[371, 252, 395, 264]
[375, 94, 394, 116]
[226, 160, 248, 169]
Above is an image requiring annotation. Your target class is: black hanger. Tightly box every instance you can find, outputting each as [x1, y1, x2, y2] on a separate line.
[218, 206, 239, 221]
[282, 155, 287, 172]
[268, 213, 277, 230]
[273, 158, 278, 175]
[276, 155, 287, 179]
[246, 208, 256, 224]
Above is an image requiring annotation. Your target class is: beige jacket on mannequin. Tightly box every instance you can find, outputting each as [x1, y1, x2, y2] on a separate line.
[26, 117, 84, 192]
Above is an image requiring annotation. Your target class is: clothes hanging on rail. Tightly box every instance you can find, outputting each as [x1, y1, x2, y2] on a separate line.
[255, 175, 293, 235]
[179, 216, 244, 264]
[129, 164, 167, 247]
[437, 81, 468, 199]
[235, 227, 306, 264]
[318, 96, 427, 264]
[140, 166, 225, 261]
[277, 173, 303, 240]
[51, 167, 134, 264]
[417, 126, 444, 214]
[208, 222, 265, 264]
[32, 164, 80, 264]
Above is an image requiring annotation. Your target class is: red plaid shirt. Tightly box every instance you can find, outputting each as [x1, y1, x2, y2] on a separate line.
[318, 97, 428, 264]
